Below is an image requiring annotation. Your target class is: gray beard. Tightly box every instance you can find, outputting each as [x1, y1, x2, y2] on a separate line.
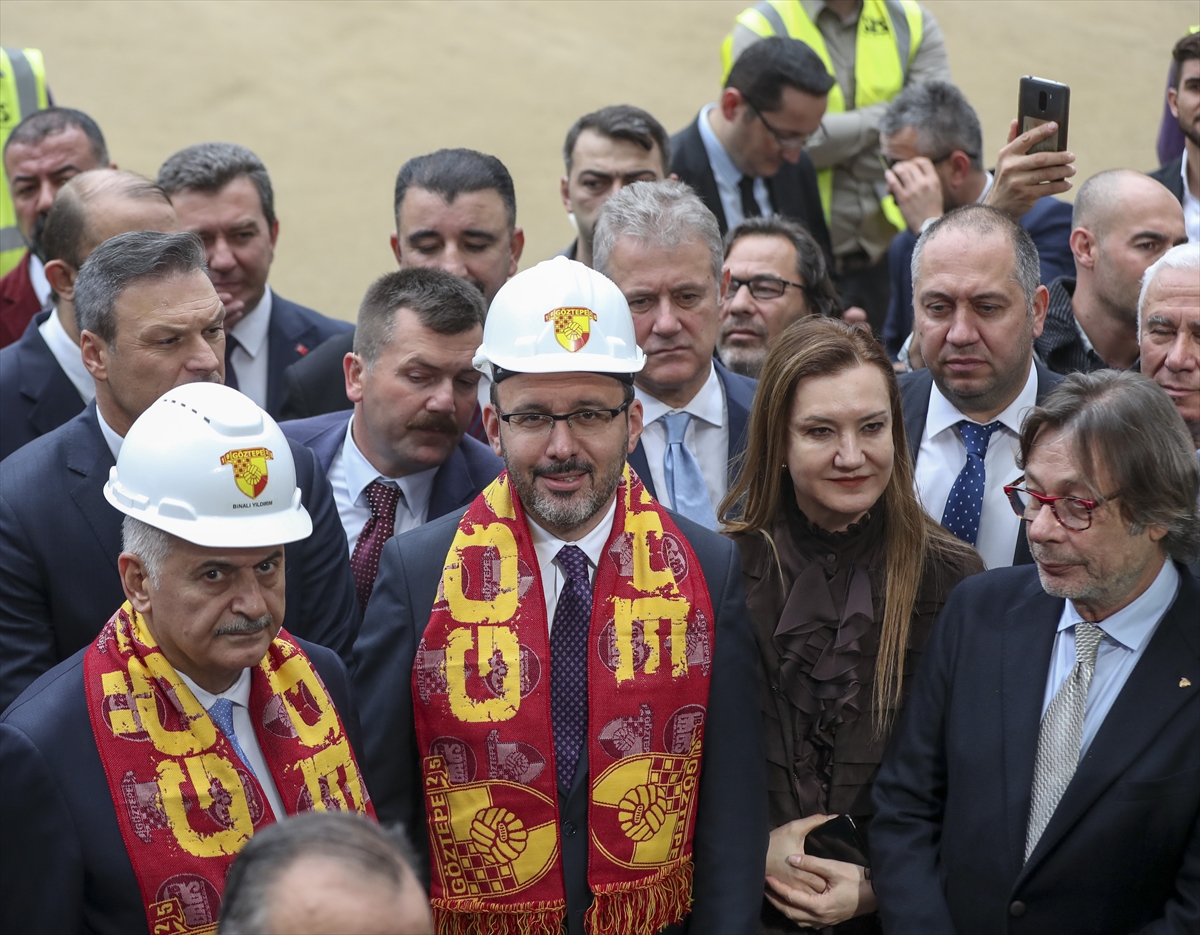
[716, 344, 765, 379]
[502, 437, 627, 536]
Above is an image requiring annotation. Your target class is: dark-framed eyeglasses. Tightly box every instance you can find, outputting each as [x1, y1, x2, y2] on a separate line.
[746, 101, 819, 151]
[1002, 476, 1107, 531]
[879, 150, 979, 172]
[726, 275, 806, 301]
[497, 401, 631, 437]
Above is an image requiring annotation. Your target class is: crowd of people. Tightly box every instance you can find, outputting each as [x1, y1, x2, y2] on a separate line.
[0, 8, 1197, 935]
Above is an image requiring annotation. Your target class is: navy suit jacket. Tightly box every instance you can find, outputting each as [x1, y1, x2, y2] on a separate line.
[263, 294, 353, 419]
[629, 361, 758, 505]
[871, 565, 1200, 935]
[352, 504, 768, 935]
[898, 361, 1063, 567]
[882, 195, 1075, 357]
[0, 403, 360, 712]
[0, 637, 362, 935]
[1149, 156, 1185, 205]
[278, 329, 355, 421]
[670, 115, 833, 261]
[0, 309, 86, 460]
[280, 410, 504, 523]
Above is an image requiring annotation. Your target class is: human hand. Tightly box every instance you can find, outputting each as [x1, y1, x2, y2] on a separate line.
[984, 118, 1075, 220]
[766, 816, 834, 900]
[765, 853, 877, 927]
[217, 291, 247, 331]
[885, 157, 944, 232]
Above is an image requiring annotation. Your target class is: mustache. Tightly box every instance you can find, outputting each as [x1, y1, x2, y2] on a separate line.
[719, 318, 768, 342]
[406, 411, 460, 435]
[532, 457, 595, 480]
[214, 614, 274, 636]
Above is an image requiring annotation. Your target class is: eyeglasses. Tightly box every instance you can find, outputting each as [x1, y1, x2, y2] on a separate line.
[1002, 476, 1108, 531]
[497, 401, 630, 437]
[746, 102, 818, 151]
[879, 150, 979, 172]
[727, 275, 806, 301]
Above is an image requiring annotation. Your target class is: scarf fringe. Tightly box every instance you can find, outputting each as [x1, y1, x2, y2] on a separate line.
[432, 899, 565, 935]
[585, 860, 694, 935]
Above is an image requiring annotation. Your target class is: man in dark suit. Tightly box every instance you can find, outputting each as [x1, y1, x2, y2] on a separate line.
[1149, 32, 1198, 244]
[879, 81, 1076, 358]
[1, 381, 370, 933]
[593, 181, 757, 529]
[898, 204, 1063, 570]
[156, 142, 352, 419]
[0, 231, 358, 712]
[0, 168, 179, 459]
[670, 36, 832, 266]
[282, 268, 502, 611]
[354, 257, 765, 935]
[872, 370, 1200, 934]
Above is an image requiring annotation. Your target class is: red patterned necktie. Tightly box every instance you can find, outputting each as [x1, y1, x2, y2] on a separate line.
[350, 480, 402, 612]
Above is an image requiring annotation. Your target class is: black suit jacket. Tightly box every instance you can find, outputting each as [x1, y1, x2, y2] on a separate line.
[0, 637, 362, 935]
[871, 564, 1200, 935]
[0, 309, 86, 460]
[898, 362, 1063, 566]
[670, 115, 832, 261]
[629, 361, 758, 505]
[278, 329, 354, 421]
[263, 295, 353, 419]
[280, 410, 504, 523]
[352, 503, 767, 935]
[0, 403, 360, 712]
[1149, 156, 1186, 205]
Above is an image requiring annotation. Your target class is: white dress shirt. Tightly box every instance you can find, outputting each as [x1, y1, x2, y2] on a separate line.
[1041, 559, 1180, 759]
[28, 253, 51, 308]
[914, 362, 1038, 569]
[96, 406, 124, 460]
[227, 286, 273, 409]
[327, 414, 439, 555]
[636, 364, 729, 516]
[697, 104, 772, 227]
[176, 667, 286, 821]
[526, 496, 617, 632]
[1182, 147, 1199, 245]
[38, 307, 93, 403]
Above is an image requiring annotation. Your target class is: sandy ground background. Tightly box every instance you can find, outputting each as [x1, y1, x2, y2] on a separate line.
[2, 0, 1195, 322]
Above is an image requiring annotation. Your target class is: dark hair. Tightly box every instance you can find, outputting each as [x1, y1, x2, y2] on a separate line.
[1170, 32, 1200, 88]
[217, 813, 422, 935]
[41, 170, 172, 271]
[3, 106, 108, 164]
[394, 148, 516, 230]
[725, 36, 835, 110]
[1018, 370, 1200, 564]
[562, 105, 671, 175]
[74, 230, 207, 345]
[156, 142, 276, 227]
[724, 215, 841, 318]
[354, 267, 487, 367]
[879, 80, 984, 172]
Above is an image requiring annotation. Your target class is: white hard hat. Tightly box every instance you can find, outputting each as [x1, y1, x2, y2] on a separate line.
[104, 383, 312, 548]
[473, 256, 645, 380]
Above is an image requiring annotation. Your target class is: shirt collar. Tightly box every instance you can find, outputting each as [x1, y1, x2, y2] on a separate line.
[96, 405, 125, 460]
[229, 286, 273, 358]
[176, 666, 254, 711]
[976, 171, 994, 204]
[526, 494, 618, 576]
[1182, 147, 1191, 190]
[1056, 558, 1180, 651]
[697, 104, 744, 190]
[926, 357, 1039, 438]
[340, 413, 439, 510]
[28, 254, 52, 308]
[636, 362, 724, 427]
[39, 306, 95, 402]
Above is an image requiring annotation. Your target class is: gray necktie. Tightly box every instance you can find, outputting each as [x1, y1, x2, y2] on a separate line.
[1025, 621, 1105, 860]
[661, 411, 718, 529]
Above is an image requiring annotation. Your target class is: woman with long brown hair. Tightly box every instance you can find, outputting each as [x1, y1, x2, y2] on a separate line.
[721, 317, 983, 932]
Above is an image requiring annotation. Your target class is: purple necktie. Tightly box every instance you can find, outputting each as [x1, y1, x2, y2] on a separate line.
[550, 545, 591, 790]
[350, 480, 401, 612]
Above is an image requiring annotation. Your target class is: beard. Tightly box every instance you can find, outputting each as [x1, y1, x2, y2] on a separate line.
[214, 613, 274, 636]
[717, 318, 769, 378]
[1029, 541, 1147, 610]
[502, 439, 627, 536]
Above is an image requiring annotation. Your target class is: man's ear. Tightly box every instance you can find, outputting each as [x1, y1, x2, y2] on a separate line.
[119, 553, 153, 613]
[390, 231, 403, 268]
[561, 175, 572, 212]
[44, 259, 78, 302]
[345, 352, 366, 404]
[482, 401, 503, 457]
[719, 87, 745, 122]
[508, 227, 525, 277]
[1070, 227, 1098, 270]
[79, 330, 110, 381]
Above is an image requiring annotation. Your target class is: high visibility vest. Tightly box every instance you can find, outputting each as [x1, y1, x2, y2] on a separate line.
[721, 0, 921, 233]
[0, 48, 50, 277]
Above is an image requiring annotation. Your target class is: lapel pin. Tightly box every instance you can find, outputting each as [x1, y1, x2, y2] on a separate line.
[295, 343, 309, 356]
[1181, 678, 1192, 688]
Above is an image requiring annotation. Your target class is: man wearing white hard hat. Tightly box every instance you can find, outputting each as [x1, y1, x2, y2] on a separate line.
[0, 381, 373, 934]
[0, 230, 360, 711]
[354, 256, 765, 935]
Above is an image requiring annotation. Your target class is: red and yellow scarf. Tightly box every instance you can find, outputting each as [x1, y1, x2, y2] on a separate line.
[414, 466, 715, 935]
[85, 603, 373, 935]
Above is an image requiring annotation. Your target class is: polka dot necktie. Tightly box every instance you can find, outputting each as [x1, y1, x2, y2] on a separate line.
[940, 420, 1002, 546]
[350, 480, 402, 612]
[208, 697, 255, 776]
[661, 411, 719, 530]
[550, 545, 591, 791]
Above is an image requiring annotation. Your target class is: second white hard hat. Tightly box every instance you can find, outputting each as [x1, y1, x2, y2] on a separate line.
[473, 256, 645, 380]
[104, 382, 312, 548]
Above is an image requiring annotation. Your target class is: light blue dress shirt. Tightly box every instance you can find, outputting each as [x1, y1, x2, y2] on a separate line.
[696, 104, 772, 227]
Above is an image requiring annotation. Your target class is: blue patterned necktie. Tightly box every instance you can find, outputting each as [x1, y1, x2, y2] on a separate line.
[661, 411, 718, 529]
[208, 697, 256, 776]
[941, 420, 1002, 545]
[550, 545, 591, 790]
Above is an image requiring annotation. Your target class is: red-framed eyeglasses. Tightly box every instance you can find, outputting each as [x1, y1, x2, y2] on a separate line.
[1002, 476, 1103, 531]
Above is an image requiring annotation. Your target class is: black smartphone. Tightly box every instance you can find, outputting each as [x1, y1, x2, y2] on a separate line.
[1018, 76, 1070, 154]
[803, 814, 870, 867]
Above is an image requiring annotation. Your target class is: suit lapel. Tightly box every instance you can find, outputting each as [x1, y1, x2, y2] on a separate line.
[66, 406, 122, 575]
[898, 369, 932, 468]
[429, 445, 476, 520]
[678, 119, 728, 234]
[628, 443, 655, 499]
[715, 361, 752, 474]
[18, 314, 87, 434]
[266, 297, 318, 416]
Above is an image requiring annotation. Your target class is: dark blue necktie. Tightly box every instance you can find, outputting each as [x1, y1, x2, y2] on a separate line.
[941, 420, 1002, 545]
[223, 334, 240, 391]
[550, 545, 591, 790]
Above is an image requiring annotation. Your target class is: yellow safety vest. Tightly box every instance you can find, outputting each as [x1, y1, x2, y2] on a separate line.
[1, 48, 49, 277]
[721, 0, 920, 233]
